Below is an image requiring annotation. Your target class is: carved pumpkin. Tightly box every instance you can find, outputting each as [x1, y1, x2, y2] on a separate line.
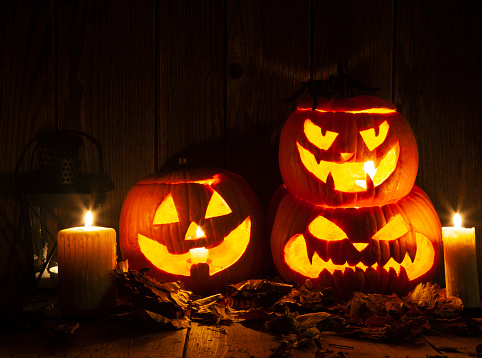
[270, 185, 442, 297]
[279, 96, 418, 207]
[119, 168, 264, 294]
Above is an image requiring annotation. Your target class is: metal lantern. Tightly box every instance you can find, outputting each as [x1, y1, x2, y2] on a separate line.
[19, 130, 114, 289]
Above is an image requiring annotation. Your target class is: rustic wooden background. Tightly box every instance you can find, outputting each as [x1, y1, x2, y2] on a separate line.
[1, 0, 481, 295]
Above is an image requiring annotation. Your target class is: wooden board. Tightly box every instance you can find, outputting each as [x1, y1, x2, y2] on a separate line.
[312, 0, 394, 100]
[0, 0, 481, 298]
[318, 333, 450, 358]
[56, 1, 157, 236]
[423, 334, 482, 358]
[395, 0, 482, 290]
[0, 319, 187, 358]
[0, 0, 56, 289]
[2, 320, 481, 358]
[157, 0, 226, 172]
[225, 0, 310, 212]
[183, 321, 305, 357]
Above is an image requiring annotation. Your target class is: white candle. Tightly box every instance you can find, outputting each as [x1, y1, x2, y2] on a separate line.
[442, 213, 480, 308]
[58, 211, 117, 316]
[190, 247, 209, 264]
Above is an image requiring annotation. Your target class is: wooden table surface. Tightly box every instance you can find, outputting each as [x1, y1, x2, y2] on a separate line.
[1, 316, 481, 358]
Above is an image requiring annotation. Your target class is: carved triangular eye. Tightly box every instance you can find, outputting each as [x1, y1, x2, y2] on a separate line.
[205, 190, 232, 219]
[308, 216, 347, 241]
[372, 214, 410, 241]
[360, 120, 390, 151]
[304, 119, 338, 150]
[153, 193, 179, 224]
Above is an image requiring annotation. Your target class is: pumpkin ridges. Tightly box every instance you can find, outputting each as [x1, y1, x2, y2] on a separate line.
[280, 104, 418, 207]
[120, 168, 265, 295]
[269, 185, 442, 297]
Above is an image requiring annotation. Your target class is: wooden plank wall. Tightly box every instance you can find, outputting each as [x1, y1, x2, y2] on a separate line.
[1, 0, 481, 296]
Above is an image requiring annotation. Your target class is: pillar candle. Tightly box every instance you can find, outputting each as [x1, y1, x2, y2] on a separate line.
[58, 211, 117, 316]
[442, 213, 480, 308]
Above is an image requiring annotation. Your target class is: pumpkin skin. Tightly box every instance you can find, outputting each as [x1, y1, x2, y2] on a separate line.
[119, 168, 264, 295]
[279, 96, 419, 207]
[270, 185, 442, 297]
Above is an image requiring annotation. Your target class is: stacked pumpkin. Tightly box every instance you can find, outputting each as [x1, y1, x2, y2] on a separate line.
[270, 96, 442, 297]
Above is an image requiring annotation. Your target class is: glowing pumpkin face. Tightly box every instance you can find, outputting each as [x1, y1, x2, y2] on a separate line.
[279, 96, 419, 207]
[119, 168, 264, 294]
[270, 185, 442, 297]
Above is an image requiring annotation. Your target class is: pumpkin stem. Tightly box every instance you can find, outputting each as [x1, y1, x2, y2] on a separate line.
[281, 58, 380, 108]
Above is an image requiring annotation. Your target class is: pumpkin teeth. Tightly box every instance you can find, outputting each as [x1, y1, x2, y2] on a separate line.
[284, 233, 435, 283]
[326, 172, 335, 192]
[296, 141, 401, 193]
[306, 241, 316, 264]
[365, 173, 375, 194]
[407, 238, 417, 262]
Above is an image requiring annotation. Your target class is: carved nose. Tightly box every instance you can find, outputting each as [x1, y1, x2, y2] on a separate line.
[341, 152, 354, 161]
[185, 222, 206, 240]
[353, 243, 369, 252]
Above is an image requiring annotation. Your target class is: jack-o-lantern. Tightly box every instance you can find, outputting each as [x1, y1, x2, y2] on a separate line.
[270, 185, 442, 297]
[119, 168, 264, 295]
[279, 96, 418, 207]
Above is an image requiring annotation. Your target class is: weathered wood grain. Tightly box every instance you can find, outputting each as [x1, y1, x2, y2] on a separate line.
[311, 0, 394, 100]
[56, 1, 156, 236]
[184, 322, 284, 357]
[395, 0, 482, 291]
[156, 0, 226, 173]
[225, 0, 310, 212]
[0, 0, 56, 289]
[0, 0, 481, 298]
[0, 319, 187, 358]
[3, 320, 480, 358]
[318, 333, 446, 358]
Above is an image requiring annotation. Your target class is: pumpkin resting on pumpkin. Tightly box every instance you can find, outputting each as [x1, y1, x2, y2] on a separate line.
[279, 96, 419, 208]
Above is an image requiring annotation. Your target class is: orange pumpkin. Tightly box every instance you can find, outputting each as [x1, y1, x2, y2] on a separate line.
[279, 96, 418, 207]
[270, 185, 442, 297]
[119, 168, 264, 295]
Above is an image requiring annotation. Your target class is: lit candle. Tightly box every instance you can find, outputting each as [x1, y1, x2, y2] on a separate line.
[190, 247, 209, 264]
[57, 211, 117, 316]
[442, 213, 480, 308]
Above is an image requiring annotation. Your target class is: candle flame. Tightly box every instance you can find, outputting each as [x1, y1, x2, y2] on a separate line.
[364, 161, 377, 179]
[85, 211, 93, 228]
[453, 213, 462, 228]
[196, 226, 205, 238]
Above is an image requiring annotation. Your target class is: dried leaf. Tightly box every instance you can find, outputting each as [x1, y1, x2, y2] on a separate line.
[113, 262, 192, 319]
[405, 282, 440, 309]
[264, 308, 300, 334]
[226, 279, 293, 309]
[191, 294, 238, 323]
[296, 312, 334, 330]
[146, 311, 191, 329]
[348, 292, 404, 321]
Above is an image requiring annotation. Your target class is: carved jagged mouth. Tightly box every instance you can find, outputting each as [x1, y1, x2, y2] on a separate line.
[296, 142, 400, 192]
[284, 232, 435, 281]
[137, 216, 251, 276]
